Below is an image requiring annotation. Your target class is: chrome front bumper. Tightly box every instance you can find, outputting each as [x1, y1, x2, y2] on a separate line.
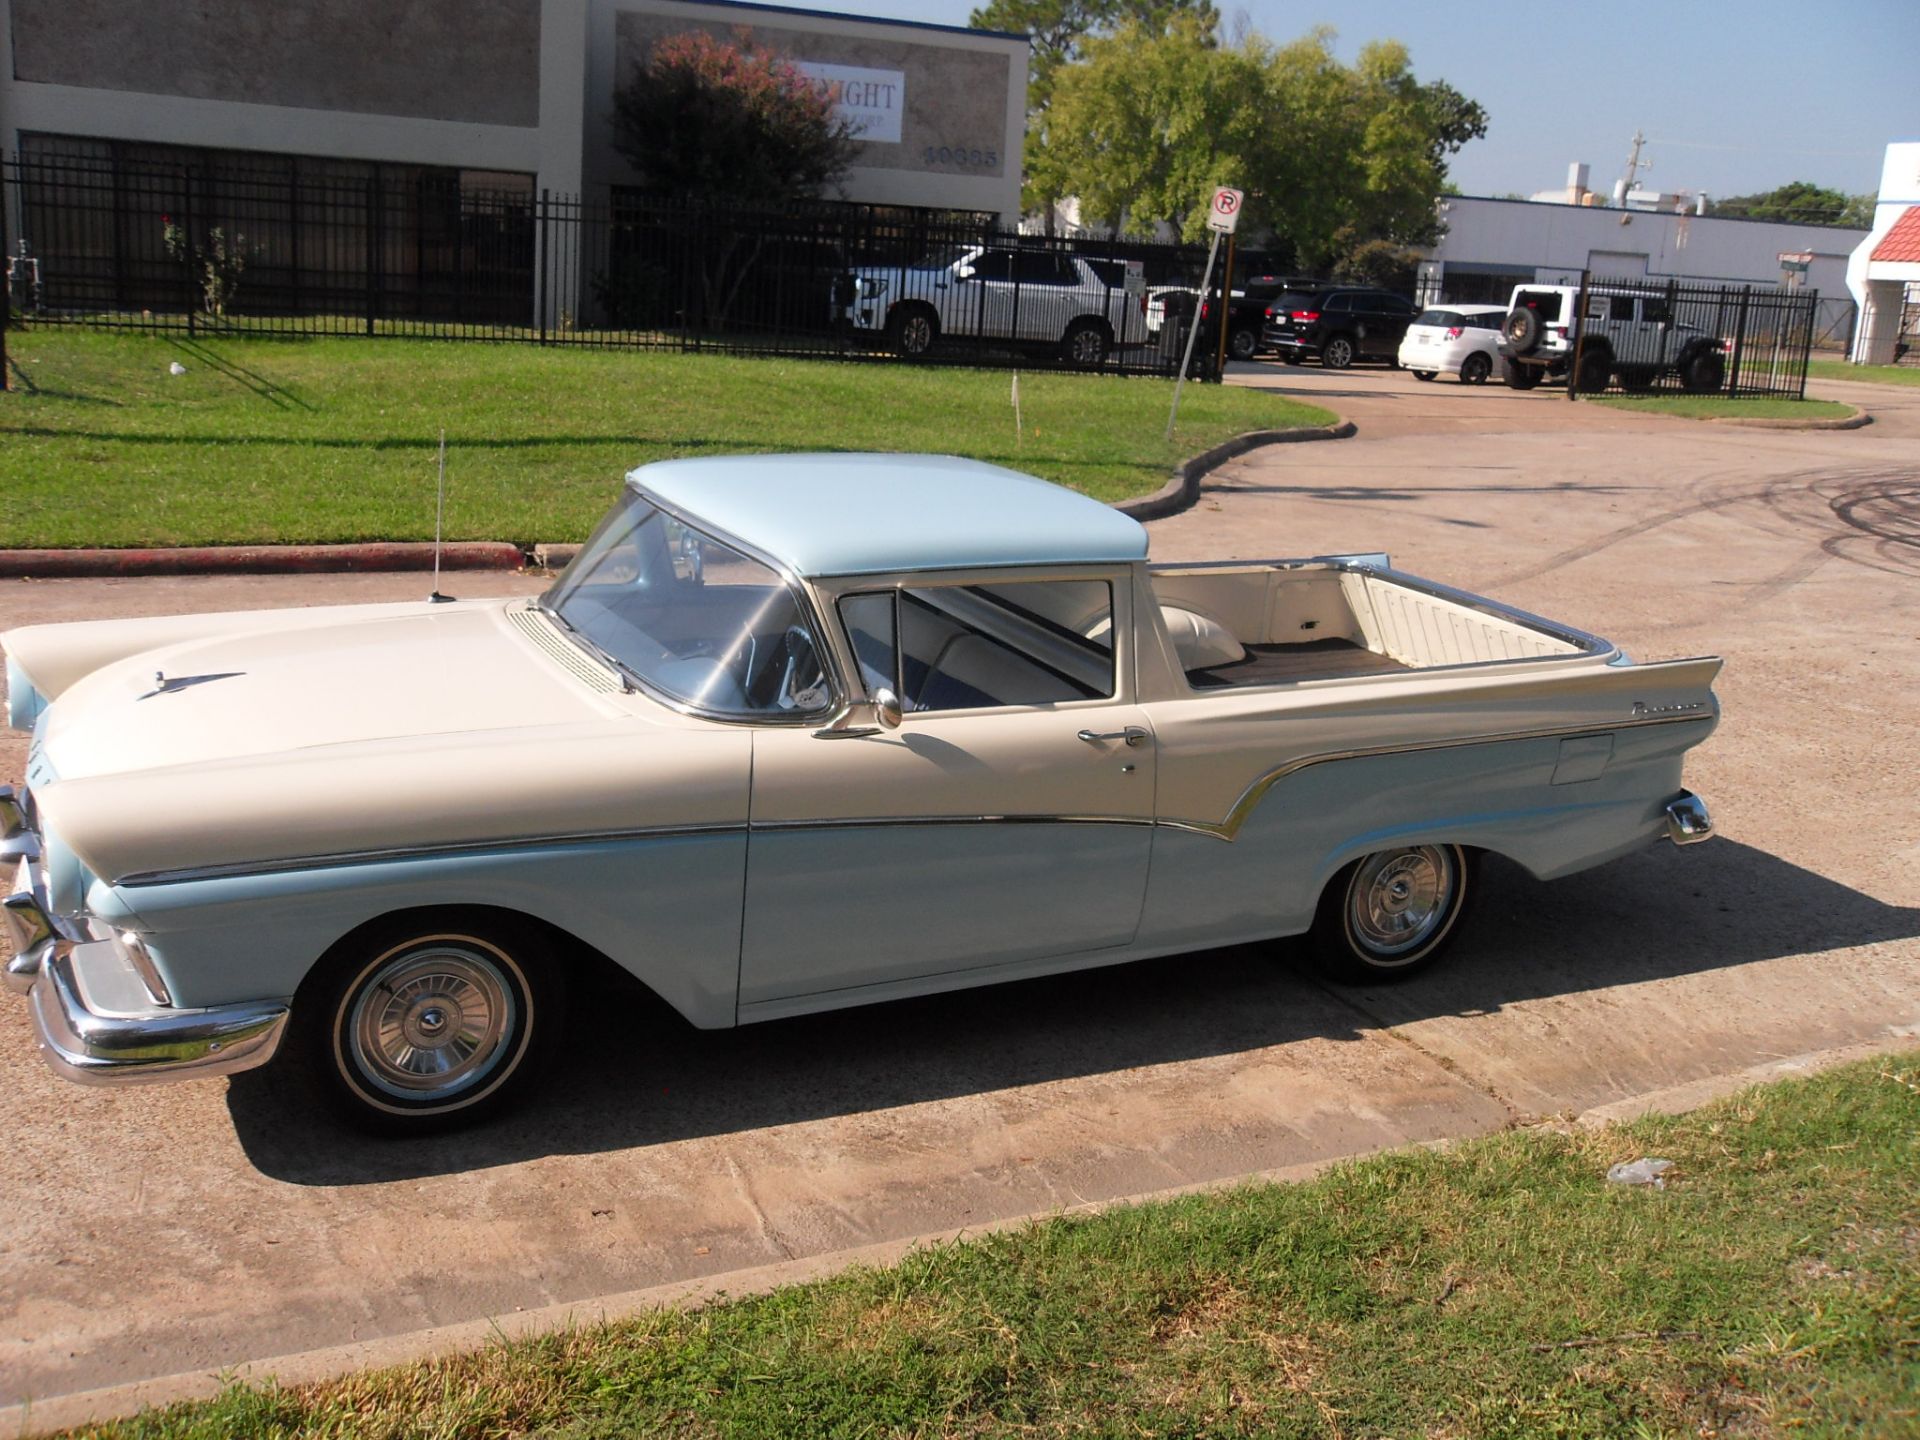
[6, 785, 290, 1085]
[29, 937, 289, 1086]
[1665, 790, 1714, 845]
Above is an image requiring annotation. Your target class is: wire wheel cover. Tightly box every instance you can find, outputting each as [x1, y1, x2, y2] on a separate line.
[1347, 847, 1456, 958]
[346, 944, 519, 1101]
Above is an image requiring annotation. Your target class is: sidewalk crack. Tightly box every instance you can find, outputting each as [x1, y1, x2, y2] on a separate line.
[1309, 978, 1532, 1126]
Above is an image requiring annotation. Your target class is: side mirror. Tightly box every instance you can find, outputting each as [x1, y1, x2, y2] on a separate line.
[873, 687, 903, 729]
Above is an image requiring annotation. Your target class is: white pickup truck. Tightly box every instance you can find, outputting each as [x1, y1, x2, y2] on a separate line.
[3, 456, 1719, 1131]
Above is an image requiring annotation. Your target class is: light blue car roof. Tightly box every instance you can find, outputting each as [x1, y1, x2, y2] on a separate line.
[628, 454, 1149, 578]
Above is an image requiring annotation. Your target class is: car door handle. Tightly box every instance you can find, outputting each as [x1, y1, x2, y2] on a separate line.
[1078, 726, 1149, 748]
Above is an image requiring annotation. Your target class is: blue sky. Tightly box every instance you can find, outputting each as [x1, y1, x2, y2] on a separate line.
[832, 0, 1918, 203]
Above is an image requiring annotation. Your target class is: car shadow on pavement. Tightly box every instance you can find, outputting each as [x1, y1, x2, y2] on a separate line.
[227, 838, 1920, 1184]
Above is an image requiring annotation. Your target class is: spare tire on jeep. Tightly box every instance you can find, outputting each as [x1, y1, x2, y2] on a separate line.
[1504, 308, 1543, 355]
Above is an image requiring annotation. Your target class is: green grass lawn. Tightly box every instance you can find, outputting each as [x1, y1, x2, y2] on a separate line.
[1592, 393, 1858, 421]
[66, 1056, 1920, 1439]
[0, 329, 1336, 549]
[1808, 359, 1920, 388]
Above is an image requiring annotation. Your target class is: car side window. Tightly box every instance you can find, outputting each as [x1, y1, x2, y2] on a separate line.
[1012, 251, 1075, 286]
[968, 251, 1014, 283]
[838, 580, 1115, 713]
[1323, 295, 1351, 313]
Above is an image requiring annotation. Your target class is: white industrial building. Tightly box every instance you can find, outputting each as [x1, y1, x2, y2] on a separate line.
[1845, 141, 1920, 365]
[0, 0, 1029, 221]
[1421, 164, 1867, 347]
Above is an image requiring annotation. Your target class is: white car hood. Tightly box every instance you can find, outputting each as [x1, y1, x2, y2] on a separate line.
[38, 602, 612, 781]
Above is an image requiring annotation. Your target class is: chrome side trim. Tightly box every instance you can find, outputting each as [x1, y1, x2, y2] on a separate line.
[751, 814, 1158, 832]
[114, 821, 749, 887]
[1157, 713, 1719, 843]
[115, 714, 1718, 885]
[29, 941, 288, 1087]
[1665, 790, 1714, 845]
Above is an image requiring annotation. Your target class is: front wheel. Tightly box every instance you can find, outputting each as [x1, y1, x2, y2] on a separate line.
[1321, 334, 1356, 369]
[299, 917, 563, 1133]
[886, 305, 938, 359]
[1308, 844, 1475, 982]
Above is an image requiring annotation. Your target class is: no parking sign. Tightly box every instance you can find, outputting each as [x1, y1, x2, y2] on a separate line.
[1206, 187, 1244, 234]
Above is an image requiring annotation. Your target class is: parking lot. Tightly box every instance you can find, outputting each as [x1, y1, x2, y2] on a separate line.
[3, 367, 1917, 1421]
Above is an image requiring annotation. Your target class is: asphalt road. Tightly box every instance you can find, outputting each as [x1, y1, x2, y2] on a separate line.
[3, 368, 1917, 1420]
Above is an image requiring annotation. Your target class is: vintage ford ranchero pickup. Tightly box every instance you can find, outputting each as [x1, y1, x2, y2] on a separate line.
[1, 456, 1719, 1130]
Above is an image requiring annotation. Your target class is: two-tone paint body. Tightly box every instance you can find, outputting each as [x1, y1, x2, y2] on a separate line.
[1, 454, 1719, 1089]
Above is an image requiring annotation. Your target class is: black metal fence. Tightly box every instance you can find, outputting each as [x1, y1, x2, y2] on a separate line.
[2, 150, 1214, 378]
[1526, 273, 1820, 399]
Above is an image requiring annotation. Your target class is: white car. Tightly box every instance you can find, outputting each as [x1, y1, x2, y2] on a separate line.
[842, 245, 1148, 367]
[1398, 305, 1507, 384]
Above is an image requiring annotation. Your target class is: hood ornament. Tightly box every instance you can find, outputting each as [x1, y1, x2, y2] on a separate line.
[139, 670, 245, 700]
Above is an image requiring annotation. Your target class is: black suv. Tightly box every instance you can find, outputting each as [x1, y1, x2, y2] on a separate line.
[1261, 287, 1420, 369]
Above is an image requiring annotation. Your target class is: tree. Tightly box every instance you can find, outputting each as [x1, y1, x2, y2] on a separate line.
[969, 0, 1220, 223]
[1038, 22, 1485, 271]
[609, 28, 858, 207]
[1708, 180, 1863, 227]
[1036, 16, 1265, 240]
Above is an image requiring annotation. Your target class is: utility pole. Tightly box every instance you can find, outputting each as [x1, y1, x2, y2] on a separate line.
[1620, 129, 1649, 202]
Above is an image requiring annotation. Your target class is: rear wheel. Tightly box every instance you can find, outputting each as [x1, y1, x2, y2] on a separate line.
[1412, 370, 1436, 381]
[1309, 844, 1474, 982]
[299, 915, 564, 1133]
[1321, 334, 1356, 369]
[1061, 318, 1111, 368]
[1574, 344, 1612, 393]
[1503, 357, 1543, 390]
[1227, 326, 1259, 362]
[1459, 352, 1492, 385]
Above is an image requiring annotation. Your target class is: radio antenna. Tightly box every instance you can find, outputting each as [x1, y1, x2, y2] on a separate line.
[429, 428, 453, 604]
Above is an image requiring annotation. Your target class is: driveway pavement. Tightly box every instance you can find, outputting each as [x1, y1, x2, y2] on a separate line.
[3, 369, 1917, 1424]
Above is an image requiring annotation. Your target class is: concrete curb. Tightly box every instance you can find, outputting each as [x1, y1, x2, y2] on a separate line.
[1115, 421, 1359, 522]
[0, 541, 527, 580]
[5, 1029, 1912, 1438]
[1706, 404, 1871, 431]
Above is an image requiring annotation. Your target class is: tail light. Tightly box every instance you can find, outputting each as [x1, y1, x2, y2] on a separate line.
[1290, 309, 1319, 322]
[1138, 292, 1147, 316]
[1265, 304, 1279, 318]
[1445, 326, 1463, 340]
[1200, 300, 1212, 318]
[1550, 326, 1568, 339]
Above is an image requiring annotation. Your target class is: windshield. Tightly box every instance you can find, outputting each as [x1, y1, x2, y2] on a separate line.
[541, 491, 829, 718]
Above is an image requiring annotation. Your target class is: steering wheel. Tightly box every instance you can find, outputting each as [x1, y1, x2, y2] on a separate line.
[773, 625, 827, 710]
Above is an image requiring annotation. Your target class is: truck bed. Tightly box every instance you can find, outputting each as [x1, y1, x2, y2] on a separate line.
[1185, 638, 1411, 688]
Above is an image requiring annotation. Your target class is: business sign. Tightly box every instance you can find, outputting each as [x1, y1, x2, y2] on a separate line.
[1778, 250, 1813, 271]
[1207, 186, 1244, 234]
[791, 61, 906, 144]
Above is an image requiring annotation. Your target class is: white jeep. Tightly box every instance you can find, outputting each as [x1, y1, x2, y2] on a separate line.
[842, 244, 1148, 368]
[1498, 283, 1728, 394]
